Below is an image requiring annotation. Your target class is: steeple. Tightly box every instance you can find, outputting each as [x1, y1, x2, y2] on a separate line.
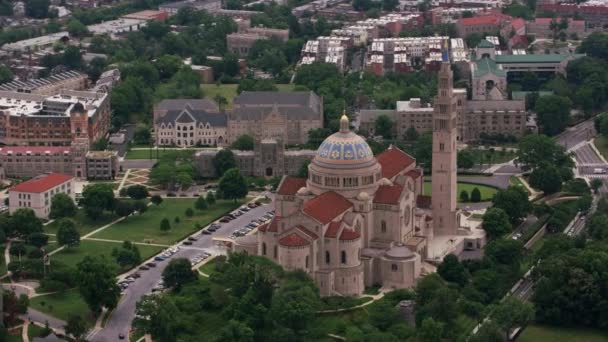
[340, 111, 349, 133]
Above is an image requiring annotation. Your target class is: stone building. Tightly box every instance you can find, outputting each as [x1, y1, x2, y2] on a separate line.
[9, 173, 75, 219]
[228, 91, 324, 145]
[86, 151, 119, 180]
[195, 138, 316, 178]
[227, 27, 289, 56]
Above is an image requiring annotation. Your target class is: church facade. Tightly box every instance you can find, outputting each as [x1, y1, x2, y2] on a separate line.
[233, 60, 486, 296]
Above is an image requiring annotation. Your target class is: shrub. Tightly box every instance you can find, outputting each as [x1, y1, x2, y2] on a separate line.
[460, 190, 469, 202]
[28, 249, 44, 259]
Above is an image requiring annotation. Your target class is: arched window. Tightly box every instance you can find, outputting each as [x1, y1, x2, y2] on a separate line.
[391, 264, 398, 272]
[262, 243, 267, 255]
[341, 251, 346, 264]
[381, 220, 387, 233]
[325, 251, 330, 264]
[273, 245, 278, 259]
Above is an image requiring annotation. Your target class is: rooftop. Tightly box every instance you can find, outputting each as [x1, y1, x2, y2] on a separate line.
[277, 176, 307, 196]
[279, 233, 310, 247]
[494, 53, 585, 64]
[11, 173, 73, 193]
[303, 191, 352, 224]
[474, 57, 506, 77]
[373, 184, 404, 205]
[376, 146, 415, 179]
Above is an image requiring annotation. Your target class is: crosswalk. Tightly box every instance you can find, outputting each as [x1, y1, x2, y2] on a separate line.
[583, 174, 608, 179]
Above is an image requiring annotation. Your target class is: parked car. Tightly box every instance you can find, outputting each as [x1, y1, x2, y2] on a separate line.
[202, 230, 211, 235]
[188, 237, 197, 241]
[207, 227, 217, 232]
[146, 262, 157, 268]
[154, 256, 165, 262]
[139, 265, 150, 271]
[183, 241, 193, 245]
[219, 218, 230, 223]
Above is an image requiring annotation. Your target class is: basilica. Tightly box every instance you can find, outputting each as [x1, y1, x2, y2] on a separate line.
[233, 61, 486, 296]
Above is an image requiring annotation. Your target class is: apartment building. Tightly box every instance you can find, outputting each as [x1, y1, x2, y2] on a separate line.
[227, 27, 289, 56]
[365, 36, 448, 75]
[9, 173, 75, 219]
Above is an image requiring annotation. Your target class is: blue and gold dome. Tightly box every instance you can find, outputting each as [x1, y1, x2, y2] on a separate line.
[314, 114, 375, 169]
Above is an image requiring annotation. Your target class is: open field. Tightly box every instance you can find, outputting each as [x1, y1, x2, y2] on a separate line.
[125, 148, 200, 160]
[45, 210, 118, 236]
[51, 240, 163, 271]
[30, 289, 95, 326]
[424, 182, 498, 202]
[91, 199, 242, 245]
[201, 83, 296, 107]
[518, 324, 608, 342]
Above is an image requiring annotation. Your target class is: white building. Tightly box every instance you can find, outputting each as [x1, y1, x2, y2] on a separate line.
[9, 173, 75, 219]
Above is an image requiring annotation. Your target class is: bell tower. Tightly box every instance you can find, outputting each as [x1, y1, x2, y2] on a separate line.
[70, 103, 89, 179]
[431, 45, 458, 236]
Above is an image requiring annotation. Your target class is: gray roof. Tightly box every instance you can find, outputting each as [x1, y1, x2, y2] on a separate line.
[156, 109, 227, 127]
[231, 106, 319, 121]
[156, 99, 219, 112]
[231, 91, 322, 121]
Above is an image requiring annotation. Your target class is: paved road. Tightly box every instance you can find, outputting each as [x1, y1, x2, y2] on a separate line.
[22, 308, 67, 333]
[573, 143, 604, 164]
[556, 119, 595, 149]
[120, 159, 156, 170]
[90, 200, 273, 342]
[113, 124, 135, 158]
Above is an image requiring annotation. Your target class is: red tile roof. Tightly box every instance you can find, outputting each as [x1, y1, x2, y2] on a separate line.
[534, 17, 584, 25]
[405, 169, 422, 179]
[339, 228, 360, 241]
[258, 223, 269, 232]
[0, 146, 70, 155]
[277, 176, 307, 196]
[459, 15, 500, 26]
[510, 18, 525, 31]
[325, 221, 342, 238]
[509, 35, 529, 48]
[279, 233, 310, 247]
[295, 225, 319, 240]
[11, 173, 73, 193]
[374, 184, 404, 205]
[303, 191, 352, 224]
[268, 217, 281, 232]
[417, 195, 432, 209]
[377, 146, 415, 179]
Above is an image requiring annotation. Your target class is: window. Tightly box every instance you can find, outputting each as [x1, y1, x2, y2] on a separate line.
[381, 220, 387, 233]
[273, 245, 278, 259]
[262, 243, 267, 255]
[305, 256, 309, 268]
[325, 251, 330, 264]
[391, 264, 398, 272]
[341, 251, 347, 264]
[439, 143, 445, 151]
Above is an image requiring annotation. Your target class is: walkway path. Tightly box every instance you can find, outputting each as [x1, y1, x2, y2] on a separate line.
[84, 237, 170, 248]
[21, 308, 66, 335]
[317, 292, 385, 314]
[22, 320, 29, 342]
[117, 168, 131, 192]
[48, 216, 128, 256]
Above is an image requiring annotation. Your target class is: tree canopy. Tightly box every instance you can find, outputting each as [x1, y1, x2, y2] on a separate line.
[76, 256, 121, 313]
[218, 168, 248, 202]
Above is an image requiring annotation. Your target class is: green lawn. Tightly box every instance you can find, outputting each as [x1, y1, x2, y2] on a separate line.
[594, 136, 608, 161]
[198, 256, 219, 276]
[91, 199, 242, 245]
[423, 182, 498, 202]
[51, 240, 163, 271]
[27, 324, 47, 340]
[125, 148, 200, 160]
[45, 210, 118, 236]
[201, 83, 296, 108]
[518, 324, 608, 342]
[30, 289, 96, 326]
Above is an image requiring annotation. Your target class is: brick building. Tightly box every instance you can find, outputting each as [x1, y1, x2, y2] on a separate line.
[227, 27, 289, 56]
[9, 173, 75, 219]
[0, 71, 88, 95]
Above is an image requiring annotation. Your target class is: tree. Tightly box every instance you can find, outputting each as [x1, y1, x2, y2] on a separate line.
[195, 196, 208, 210]
[382, 0, 399, 11]
[437, 254, 468, 286]
[213, 149, 237, 175]
[56, 218, 80, 248]
[66, 19, 88, 37]
[585, 213, 608, 240]
[62, 46, 83, 69]
[470, 187, 482, 202]
[65, 315, 87, 341]
[185, 208, 194, 217]
[217, 320, 254, 342]
[25, 0, 50, 18]
[231, 134, 254, 151]
[0, 65, 13, 84]
[126, 185, 149, 200]
[534, 95, 572, 136]
[404, 127, 419, 141]
[113, 241, 141, 268]
[417, 318, 444, 342]
[485, 239, 523, 266]
[81, 184, 115, 220]
[76, 256, 121, 313]
[133, 200, 148, 214]
[482, 208, 512, 239]
[206, 192, 216, 205]
[162, 258, 197, 289]
[591, 179, 603, 194]
[219, 168, 248, 203]
[492, 297, 534, 340]
[492, 186, 531, 224]
[368, 299, 401, 330]
[49, 193, 76, 219]
[133, 125, 152, 145]
[160, 218, 171, 232]
[460, 190, 469, 202]
[115, 200, 134, 218]
[134, 295, 181, 341]
[375, 115, 394, 140]
[7, 208, 42, 238]
[297, 160, 310, 178]
[529, 165, 563, 194]
[151, 195, 163, 205]
[27, 232, 49, 249]
[457, 150, 475, 169]
[413, 132, 433, 168]
[307, 128, 332, 149]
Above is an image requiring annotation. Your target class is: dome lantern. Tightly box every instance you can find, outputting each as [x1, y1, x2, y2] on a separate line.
[340, 112, 349, 133]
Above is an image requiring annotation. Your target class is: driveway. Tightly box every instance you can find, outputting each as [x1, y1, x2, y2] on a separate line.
[90, 199, 273, 342]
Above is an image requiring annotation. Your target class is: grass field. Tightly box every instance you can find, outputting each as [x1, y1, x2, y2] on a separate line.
[594, 136, 608, 161]
[518, 324, 608, 342]
[30, 289, 96, 326]
[424, 182, 498, 202]
[45, 210, 118, 236]
[91, 199, 242, 245]
[201, 83, 296, 108]
[125, 148, 200, 160]
[51, 240, 163, 271]
[27, 324, 46, 340]
[198, 256, 219, 276]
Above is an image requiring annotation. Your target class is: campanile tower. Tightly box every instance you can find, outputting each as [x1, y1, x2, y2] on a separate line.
[431, 46, 458, 236]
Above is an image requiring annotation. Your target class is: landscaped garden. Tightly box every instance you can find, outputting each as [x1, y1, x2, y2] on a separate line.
[90, 199, 243, 245]
[519, 324, 608, 342]
[423, 182, 498, 202]
[50, 240, 163, 270]
[30, 289, 95, 326]
[125, 148, 200, 160]
[44, 210, 118, 236]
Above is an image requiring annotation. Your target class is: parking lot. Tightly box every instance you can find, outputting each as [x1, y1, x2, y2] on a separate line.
[91, 196, 274, 342]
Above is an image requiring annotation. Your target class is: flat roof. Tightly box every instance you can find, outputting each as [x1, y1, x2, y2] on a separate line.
[495, 53, 585, 64]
